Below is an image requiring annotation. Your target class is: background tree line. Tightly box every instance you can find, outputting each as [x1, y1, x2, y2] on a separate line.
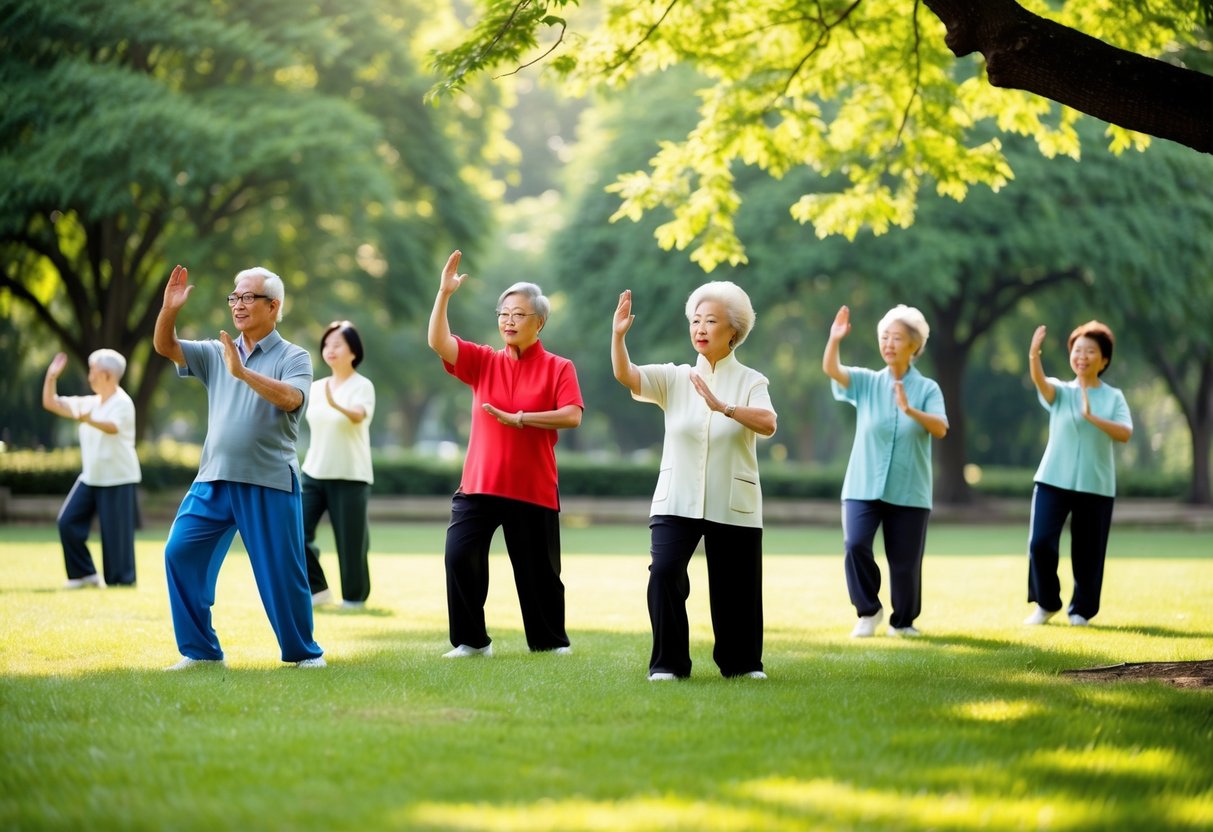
[2, 0, 1211, 504]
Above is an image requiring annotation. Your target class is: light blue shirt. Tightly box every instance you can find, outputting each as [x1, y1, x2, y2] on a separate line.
[832, 365, 946, 509]
[178, 330, 312, 492]
[1034, 378, 1131, 498]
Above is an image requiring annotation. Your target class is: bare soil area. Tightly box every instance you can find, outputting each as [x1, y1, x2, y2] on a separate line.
[1062, 660, 1213, 689]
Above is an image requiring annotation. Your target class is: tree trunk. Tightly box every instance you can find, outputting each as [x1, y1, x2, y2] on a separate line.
[131, 357, 173, 442]
[1186, 357, 1213, 505]
[923, 0, 1213, 155]
[928, 335, 973, 505]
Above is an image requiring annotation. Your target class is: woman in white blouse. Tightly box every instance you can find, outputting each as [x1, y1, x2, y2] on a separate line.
[301, 321, 376, 608]
[42, 349, 142, 588]
[612, 284, 777, 681]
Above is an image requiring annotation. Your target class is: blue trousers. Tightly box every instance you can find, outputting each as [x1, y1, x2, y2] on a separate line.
[1027, 482, 1114, 620]
[58, 478, 139, 585]
[648, 515, 764, 679]
[842, 499, 931, 629]
[165, 478, 323, 663]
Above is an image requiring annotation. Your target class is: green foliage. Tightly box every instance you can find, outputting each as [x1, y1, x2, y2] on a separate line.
[431, 0, 1206, 266]
[0, 0, 490, 438]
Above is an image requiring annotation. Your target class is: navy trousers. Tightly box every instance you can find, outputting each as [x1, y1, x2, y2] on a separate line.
[58, 478, 139, 586]
[647, 515, 764, 679]
[1027, 482, 1114, 620]
[443, 493, 568, 652]
[842, 499, 931, 629]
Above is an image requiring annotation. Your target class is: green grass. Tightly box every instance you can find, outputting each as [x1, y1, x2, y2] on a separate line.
[1, 522, 1211, 831]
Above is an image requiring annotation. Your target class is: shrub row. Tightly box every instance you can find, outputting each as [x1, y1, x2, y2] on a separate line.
[0, 448, 1190, 499]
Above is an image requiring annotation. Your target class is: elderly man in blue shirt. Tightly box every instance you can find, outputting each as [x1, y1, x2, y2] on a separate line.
[824, 304, 949, 639]
[154, 263, 324, 670]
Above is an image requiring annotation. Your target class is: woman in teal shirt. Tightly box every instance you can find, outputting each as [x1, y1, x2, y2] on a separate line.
[823, 305, 948, 638]
[1024, 321, 1132, 627]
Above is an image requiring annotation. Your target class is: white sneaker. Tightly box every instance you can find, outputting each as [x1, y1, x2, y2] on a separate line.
[340, 600, 365, 610]
[850, 609, 884, 638]
[744, 671, 768, 680]
[1024, 605, 1058, 625]
[63, 573, 103, 589]
[647, 672, 678, 682]
[165, 657, 225, 671]
[442, 644, 493, 658]
[888, 625, 921, 637]
[1068, 613, 1090, 627]
[553, 646, 573, 655]
[296, 656, 327, 668]
[311, 589, 333, 606]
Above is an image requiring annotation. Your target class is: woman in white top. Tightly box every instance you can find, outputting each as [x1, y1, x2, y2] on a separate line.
[301, 321, 376, 607]
[42, 349, 141, 588]
[612, 284, 777, 681]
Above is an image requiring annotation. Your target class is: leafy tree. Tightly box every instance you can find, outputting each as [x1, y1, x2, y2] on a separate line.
[0, 0, 486, 440]
[430, 0, 1211, 267]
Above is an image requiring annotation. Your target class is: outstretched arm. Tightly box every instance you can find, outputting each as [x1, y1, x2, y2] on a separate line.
[1028, 325, 1055, 405]
[41, 353, 74, 419]
[428, 250, 465, 366]
[611, 290, 641, 395]
[822, 305, 852, 388]
[154, 264, 191, 367]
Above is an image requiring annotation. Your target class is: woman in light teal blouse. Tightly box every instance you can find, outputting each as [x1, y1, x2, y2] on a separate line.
[824, 305, 948, 638]
[1024, 321, 1132, 627]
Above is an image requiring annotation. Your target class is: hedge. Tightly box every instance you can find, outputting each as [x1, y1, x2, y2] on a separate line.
[0, 448, 1190, 499]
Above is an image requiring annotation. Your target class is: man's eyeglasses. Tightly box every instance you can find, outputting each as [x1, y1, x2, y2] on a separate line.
[497, 311, 537, 323]
[227, 292, 271, 307]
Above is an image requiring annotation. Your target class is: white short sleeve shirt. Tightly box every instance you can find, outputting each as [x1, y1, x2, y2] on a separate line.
[634, 352, 774, 528]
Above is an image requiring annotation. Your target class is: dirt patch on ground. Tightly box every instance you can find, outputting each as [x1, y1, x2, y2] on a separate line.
[1062, 660, 1213, 689]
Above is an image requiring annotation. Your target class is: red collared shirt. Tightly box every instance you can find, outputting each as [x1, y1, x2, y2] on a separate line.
[445, 336, 584, 510]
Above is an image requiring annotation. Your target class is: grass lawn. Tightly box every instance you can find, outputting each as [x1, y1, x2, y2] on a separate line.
[1, 521, 1210, 831]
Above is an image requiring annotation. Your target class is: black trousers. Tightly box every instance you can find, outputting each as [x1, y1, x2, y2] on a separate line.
[842, 499, 930, 629]
[1028, 482, 1115, 620]
[444, 493, 568, 651]
[58, 478, 139, 586]
[648, 515, 764, 678]
[302, 475, 371, 602]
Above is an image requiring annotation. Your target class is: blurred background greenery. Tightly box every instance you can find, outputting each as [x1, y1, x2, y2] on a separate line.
[3, 1, 1211, 504]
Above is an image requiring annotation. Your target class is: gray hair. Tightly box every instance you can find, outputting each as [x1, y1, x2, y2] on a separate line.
[497, 282, 550, 325]
[88, 349, 127, 381]
[684, 281, 756, 348]
[877, 304, 930, 359]
[235, 266, 285, 322]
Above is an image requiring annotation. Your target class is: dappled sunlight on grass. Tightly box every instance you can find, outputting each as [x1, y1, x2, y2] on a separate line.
[951, 698, 1045, 723]
[407, 796, 800, 832]
[3, 523, 1212, 831]
[734, 776, 1092, 830]
[1027, 746, 1187, 779]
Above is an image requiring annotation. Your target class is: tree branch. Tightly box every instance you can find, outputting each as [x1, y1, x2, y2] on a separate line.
[923, 0, 1213, 154]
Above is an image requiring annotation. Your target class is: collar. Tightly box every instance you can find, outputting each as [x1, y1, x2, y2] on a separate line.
[239, 328, 283, 361]
[503, 339, 547, 362]
[695, 350, 737, 377]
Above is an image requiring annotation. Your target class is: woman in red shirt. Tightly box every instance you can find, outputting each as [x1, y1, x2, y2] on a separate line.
[427, 250, 584, 658]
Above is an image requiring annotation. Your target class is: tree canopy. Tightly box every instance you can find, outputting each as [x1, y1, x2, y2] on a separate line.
[431, 0, 1212, 269]
[0, 0, 487, 438]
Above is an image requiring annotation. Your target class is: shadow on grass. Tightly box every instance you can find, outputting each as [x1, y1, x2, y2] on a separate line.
[2, 629, 1210, 831]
